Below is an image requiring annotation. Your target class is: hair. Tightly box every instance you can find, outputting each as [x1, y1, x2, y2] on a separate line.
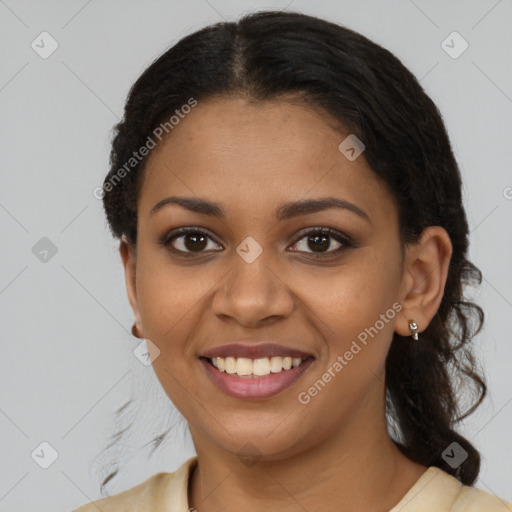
[97, 10, 486, 493]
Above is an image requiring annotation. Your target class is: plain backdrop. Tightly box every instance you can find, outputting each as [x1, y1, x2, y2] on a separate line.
[1, 0, 511, 510]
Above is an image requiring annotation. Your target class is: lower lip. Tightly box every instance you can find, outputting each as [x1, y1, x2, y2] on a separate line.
[200, 357, 314, 399]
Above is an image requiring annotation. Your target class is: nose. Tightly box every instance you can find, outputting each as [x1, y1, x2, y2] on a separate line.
[211, 250, 295, 328]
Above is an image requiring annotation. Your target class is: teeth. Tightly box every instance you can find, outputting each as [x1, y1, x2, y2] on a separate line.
[209, 356, 309, 377]
[236, 358, 253, 376]
[270, 356, 283, 373]
[253, 358, 270, 376]
[225, 357, 237, 374]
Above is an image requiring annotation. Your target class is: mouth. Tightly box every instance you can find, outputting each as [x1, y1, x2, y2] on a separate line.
[201, 355, 314, 378]
[199, 355, 315, 399]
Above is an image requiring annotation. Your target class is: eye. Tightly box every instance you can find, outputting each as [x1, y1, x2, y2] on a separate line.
[160, 227, 222, 255]
[289, 227, 353, 257]
[160, 226, 353, 258]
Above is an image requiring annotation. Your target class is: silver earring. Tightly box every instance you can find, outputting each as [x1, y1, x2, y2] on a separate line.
[409, 320, 419, 341]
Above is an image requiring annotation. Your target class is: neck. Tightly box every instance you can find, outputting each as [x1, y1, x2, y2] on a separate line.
[188, 387, 427, 512]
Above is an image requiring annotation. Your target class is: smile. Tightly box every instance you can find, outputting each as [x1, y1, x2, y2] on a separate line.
[208, 355, 309, 377]
[200, 356, 314, 399]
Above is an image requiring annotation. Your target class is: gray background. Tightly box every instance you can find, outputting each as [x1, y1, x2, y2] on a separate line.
[1, 0, 511, 510]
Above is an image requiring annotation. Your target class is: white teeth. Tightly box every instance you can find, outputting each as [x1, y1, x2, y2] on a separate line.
[225, 357, 237, 374]
[253, 358, 270, 376]
[236, 358, 253, 376]
[270, 356, 283, 373]
[208, 355, 309, 377]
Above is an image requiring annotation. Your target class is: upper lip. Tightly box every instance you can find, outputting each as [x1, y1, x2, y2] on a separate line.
[200, 342, 315, 360]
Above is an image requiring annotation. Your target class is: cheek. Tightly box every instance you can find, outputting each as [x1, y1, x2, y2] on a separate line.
[308, 251, 400, 330]
[134, 256, 207, 414]
[135, 252, 206, 356]
[295, 268, 400, 428]
[308, 249, 402, 374]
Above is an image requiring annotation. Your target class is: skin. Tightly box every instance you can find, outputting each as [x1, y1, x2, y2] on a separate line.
[120, 96, 453, 512]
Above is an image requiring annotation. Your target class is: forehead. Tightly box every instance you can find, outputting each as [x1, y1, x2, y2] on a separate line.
[139, 96, 397, 225]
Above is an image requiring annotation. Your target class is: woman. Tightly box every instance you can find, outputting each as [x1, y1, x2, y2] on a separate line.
[74, 10, 511, 512]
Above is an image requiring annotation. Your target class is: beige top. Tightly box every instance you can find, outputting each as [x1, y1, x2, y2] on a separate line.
[73, 456, 512, 511]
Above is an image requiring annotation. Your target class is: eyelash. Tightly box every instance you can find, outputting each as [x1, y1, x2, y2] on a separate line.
[159, 226, 354, 259]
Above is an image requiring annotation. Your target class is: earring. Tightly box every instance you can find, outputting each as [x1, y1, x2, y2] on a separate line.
[131, 323, 142, 339]
[408, 320, 419, 341]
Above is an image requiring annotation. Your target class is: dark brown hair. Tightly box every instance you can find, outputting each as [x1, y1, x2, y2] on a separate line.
[98, 10, 486, 493]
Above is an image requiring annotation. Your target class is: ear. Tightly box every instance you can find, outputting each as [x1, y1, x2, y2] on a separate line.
[395, 226, 453, 338]
[119, 236, 143, 338]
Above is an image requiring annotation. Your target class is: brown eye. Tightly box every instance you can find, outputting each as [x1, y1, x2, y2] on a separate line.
[289, 228, 352, 257]
[162, 228, 222, 254]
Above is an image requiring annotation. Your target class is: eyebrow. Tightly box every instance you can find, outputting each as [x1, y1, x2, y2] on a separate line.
[150, 196, 371, 224]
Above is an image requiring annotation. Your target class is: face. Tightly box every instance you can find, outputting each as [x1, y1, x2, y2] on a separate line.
[123, 96, 410, 462]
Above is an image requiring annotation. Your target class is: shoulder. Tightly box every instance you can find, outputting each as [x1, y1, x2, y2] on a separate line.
[71, 456, 198, 512]
[391, 466, 512, 512]
[452, 484, 512, 512]
[71, 472, 174, 512]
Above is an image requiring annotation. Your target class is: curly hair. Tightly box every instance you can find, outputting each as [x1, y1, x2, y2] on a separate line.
[97, 10, 486, 493]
